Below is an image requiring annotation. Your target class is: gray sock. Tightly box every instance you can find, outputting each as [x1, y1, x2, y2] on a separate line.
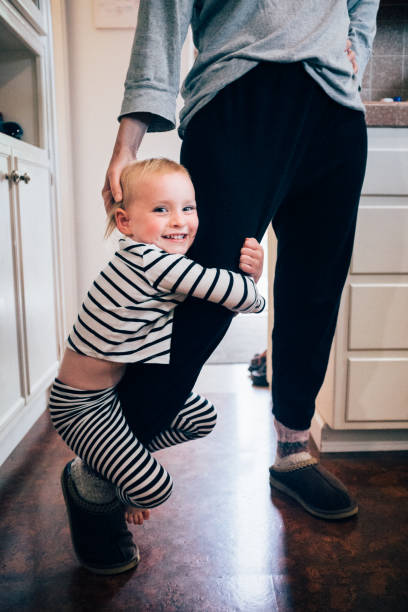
[273, 418, 312, 468]
[70, 458, 117, 504]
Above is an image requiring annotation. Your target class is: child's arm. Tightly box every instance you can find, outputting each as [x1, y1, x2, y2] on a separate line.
[142, 240, 265, 313]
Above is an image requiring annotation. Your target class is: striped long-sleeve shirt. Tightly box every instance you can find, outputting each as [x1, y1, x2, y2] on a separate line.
[68, 237, 265, 364]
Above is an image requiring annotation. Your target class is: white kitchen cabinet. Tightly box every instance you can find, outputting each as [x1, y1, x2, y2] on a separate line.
[312, 128, 408, 451]
[0, 0, 63, 465]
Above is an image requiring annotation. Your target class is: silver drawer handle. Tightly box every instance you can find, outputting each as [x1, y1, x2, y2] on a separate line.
[20, 173, 31, 184]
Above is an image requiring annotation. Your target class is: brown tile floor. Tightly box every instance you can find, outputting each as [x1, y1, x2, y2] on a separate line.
[1, 366, 407, 612]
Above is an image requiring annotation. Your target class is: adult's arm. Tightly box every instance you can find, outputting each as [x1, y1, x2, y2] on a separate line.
[141, 247, 265, 314]
[103, 1, 195, 210]
[347, 0, 380, 85]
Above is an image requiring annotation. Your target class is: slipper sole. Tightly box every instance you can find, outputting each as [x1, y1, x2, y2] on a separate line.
[269, 473, 358, 520]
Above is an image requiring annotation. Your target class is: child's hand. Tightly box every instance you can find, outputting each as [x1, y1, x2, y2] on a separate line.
[239, 237, 264, 283]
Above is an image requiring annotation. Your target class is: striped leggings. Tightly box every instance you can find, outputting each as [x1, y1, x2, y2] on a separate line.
[48, 379, 217, 508]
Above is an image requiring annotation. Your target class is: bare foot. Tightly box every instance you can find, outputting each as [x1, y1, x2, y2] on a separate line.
[125, 506, 151, 525]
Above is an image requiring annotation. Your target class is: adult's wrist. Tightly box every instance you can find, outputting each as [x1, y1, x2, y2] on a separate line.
[116, 113, 152, 155]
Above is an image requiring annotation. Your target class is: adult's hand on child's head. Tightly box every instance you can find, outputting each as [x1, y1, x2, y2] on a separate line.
[102, 114, 151, 213]
[239, 237, 264, 284]
[102, 151, 134, 213]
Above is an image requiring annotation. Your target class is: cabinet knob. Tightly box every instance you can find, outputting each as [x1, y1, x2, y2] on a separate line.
[4, 171, 31, 184]
[6, 170, 20, 184]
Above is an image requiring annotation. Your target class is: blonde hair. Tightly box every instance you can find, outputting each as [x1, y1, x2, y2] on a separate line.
[105, 158, 191, 238]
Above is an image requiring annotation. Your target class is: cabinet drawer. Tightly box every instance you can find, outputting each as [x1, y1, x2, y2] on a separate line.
[347, 358, 408, 421]
[352, 201, 408, 274]
[349, 284, 408, 349]
[362, 148, 408, 195]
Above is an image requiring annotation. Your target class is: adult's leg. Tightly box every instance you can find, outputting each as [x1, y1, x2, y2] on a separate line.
[118, 62, 325, 444]
[271, 103, 367, 431]
[268, 101, 367, 519]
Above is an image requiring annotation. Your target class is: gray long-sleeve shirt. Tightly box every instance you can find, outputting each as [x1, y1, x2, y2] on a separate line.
[120, 0, 379, 138]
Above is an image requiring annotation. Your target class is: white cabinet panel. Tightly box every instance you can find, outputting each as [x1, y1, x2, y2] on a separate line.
[352, 202, 408, 273]
[17, 156, 58, 393]
[0, 151, 23, 413]
[349, 284, 408, 349]
[362, 149, 408, 195]
[347, 358, 408, 422]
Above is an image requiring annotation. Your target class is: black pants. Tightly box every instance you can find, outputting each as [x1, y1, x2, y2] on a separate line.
[118, 62, 367, 445]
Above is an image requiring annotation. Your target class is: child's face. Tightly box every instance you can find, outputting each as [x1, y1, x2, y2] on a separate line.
[117, 171, 199, 254]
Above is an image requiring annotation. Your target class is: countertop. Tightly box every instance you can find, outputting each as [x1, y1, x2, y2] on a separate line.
[364, 101, 408, 127]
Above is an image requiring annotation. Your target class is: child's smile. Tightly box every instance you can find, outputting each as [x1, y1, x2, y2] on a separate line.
[162, 233, 188, 242]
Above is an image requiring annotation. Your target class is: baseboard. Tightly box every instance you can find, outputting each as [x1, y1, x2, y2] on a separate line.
[0, 390, 48, 467]
[311, 412, 408, 453]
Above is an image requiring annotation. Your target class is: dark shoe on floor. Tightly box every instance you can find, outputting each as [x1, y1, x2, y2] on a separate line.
[250, 360, 269, 387]
[248, 353, 263, 372]
[269, 456, 358, 520]
[248, 351, 269, 386]
[61, 460, 140, 574]
[248, 351, 267, 373]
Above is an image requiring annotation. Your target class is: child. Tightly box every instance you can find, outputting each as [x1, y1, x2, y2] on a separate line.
[49, 158, 264, 574]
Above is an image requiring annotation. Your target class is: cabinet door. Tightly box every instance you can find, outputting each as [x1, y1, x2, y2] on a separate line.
[0, 149, 24, 414]
[9, 0, 47, 35]
[16, 155, 58, 394]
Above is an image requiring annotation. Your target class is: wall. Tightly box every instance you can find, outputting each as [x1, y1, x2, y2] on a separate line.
[362, 0, 408, 102]
[65, 0, 193, 304]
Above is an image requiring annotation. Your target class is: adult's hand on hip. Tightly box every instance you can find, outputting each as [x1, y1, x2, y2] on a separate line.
[102, 113, 151, 212]
[345, 39, 358, 74]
